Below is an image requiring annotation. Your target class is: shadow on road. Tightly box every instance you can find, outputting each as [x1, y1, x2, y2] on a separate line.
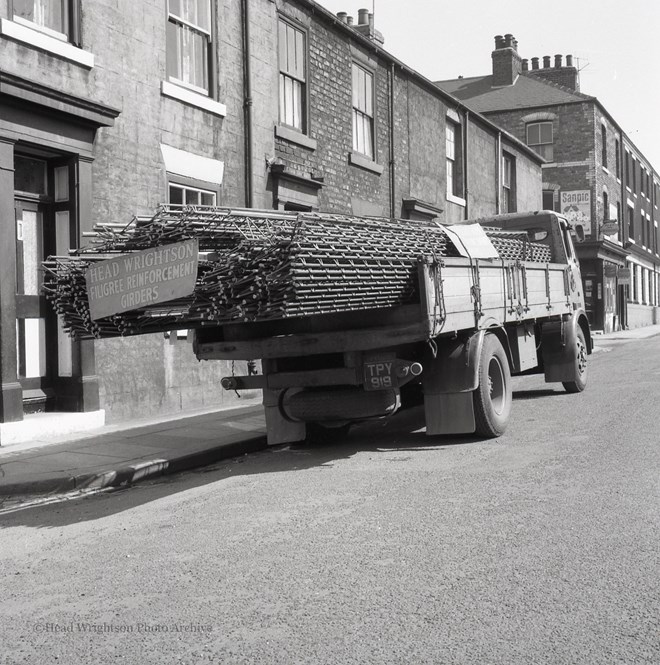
[512, 389, 561, 400]
[0, 406, 492, 529]
[1, 384, 571, 529]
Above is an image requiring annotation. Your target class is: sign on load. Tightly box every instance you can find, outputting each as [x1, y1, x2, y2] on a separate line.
[85, 239, 198, 320]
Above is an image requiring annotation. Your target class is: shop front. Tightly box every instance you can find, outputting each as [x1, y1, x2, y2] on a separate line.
[576, 239, 629, 333]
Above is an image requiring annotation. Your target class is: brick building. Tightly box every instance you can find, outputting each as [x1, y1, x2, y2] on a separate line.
[437, 34, 660, 332]
[0, 1, 542, 438]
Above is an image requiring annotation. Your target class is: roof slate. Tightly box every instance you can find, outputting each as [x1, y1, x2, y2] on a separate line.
[435, 73, 594, 113]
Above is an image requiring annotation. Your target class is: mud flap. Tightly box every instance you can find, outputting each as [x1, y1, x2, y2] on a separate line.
[541, 317, 580, 383]
[422, 331, 484, 435]
[424, 392, 476, 435]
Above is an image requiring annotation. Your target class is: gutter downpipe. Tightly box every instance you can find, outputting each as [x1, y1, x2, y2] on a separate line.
[496, 131, 502, 214]
[463, 109, 469, 219]
[241, 0, 254, 208]
[389, 62, 396, 218]
[620, 130, 628, 328]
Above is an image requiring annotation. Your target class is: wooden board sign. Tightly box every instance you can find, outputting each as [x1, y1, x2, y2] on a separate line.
[85, 239, 199, 320]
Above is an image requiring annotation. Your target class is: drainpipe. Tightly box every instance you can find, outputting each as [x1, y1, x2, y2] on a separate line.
[619, 132, 628, 328]
[241, 0, 253, 208]
[496, 131, 502, 214]
[389, 62, 396, 218]
[463, 109, 469, 219]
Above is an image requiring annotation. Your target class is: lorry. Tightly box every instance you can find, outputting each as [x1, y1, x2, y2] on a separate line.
[191, 210, 591, 445]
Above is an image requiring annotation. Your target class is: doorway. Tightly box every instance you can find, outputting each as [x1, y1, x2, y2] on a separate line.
[14, 152, 76, 412]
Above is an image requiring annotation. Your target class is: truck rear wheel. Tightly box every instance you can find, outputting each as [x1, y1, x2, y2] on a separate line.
[562, 327, 588, 393]
[473, 334, 512, 438]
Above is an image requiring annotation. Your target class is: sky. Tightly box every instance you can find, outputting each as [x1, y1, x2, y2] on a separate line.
[316, 0, 660, 169]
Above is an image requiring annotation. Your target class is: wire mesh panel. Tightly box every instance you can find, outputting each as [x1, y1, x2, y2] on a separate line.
[43, 206, 554, 339]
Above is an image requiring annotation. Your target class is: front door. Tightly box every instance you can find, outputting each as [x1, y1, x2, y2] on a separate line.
[15, 199, 52, 409]
[603, 274, 616, 333]
[14, 153, 76, 412]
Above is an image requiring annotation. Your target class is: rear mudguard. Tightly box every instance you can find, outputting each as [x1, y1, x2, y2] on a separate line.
[423, 330, 485, 395]
[541, 313, 591, 384]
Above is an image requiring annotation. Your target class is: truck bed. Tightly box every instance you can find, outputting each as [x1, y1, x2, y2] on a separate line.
[194, 257, 573, 360]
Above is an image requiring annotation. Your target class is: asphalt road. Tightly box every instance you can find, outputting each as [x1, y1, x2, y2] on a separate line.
[1, 336, 659, 665]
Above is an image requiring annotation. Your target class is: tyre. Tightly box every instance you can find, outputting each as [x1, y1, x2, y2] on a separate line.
[562, 326, 588, 393]
[306, 422, 351, 445]
[473, 334, 512, 438]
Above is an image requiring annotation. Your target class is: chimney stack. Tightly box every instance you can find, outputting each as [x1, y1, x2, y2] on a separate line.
[526, 52, 580, 91]
[491, 32, 522, 86]
[351, 7, 384, 44]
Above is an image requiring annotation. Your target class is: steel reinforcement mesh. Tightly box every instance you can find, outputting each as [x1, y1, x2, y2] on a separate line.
[43, 206, 554, 339]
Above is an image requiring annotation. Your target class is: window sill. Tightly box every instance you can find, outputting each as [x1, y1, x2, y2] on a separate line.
[275, 125, 317, 151]
[0, 18, 94, 68]
[349, 152, 383, 175]
[161, 81, 227, 117]
[447, 193, 467, 207]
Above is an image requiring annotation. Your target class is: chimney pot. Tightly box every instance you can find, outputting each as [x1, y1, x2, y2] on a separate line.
[531, 57, 539, 70]
[554, 54, 562, 68]
[566, 54, 574, 67]
[504, 33, 514, 47]
[358, 8, 369, 25]
[337, 11, 347, 23]
[522, 59, 529, 71]
[495, 35, 505, 49]
[346, 15, 353, 25]
[543, 55, 551, 68]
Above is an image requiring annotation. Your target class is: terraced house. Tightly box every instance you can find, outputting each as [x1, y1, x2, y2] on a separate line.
[437, 34, 660, 333]
[0, 0, 542, 440]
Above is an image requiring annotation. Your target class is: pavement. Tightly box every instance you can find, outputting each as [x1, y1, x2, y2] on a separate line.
[2, 322, 660, 505]
[0, 402, 267, 504]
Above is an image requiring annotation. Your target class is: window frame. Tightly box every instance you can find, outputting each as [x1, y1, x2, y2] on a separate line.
[167, 175, 219, 208]
[501, 152, 516, 213]
[615, 139, 621, 180]
[278, 16, 308, 134]
[601, 124, 608, 169]
[351, 61, 375, 160]
[446, 119, 465, 202]
[166, 0, 215, 97]
[526, 121, 554, 161]
[10, 0, 80, 44]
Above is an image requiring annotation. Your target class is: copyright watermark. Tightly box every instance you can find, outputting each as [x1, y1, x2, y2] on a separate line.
[33, 622, 213, 634]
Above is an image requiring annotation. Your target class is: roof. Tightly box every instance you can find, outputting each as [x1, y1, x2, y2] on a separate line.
[435, 73, 594, 114]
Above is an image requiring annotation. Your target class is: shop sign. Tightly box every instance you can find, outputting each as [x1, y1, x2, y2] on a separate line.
[604, 264, 618, 278]
[617, 267, 631, 285]
[601, 222, 619, 236]
[560, 190, 591, 241]
[85, 239, 199, 320]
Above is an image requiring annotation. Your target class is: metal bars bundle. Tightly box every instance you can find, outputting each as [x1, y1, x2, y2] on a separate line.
[44, 206, 554, 339]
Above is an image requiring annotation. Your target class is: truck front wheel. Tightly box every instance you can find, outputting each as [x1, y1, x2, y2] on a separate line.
[562, 327, 588, 393]
[473, 334, 512, 438]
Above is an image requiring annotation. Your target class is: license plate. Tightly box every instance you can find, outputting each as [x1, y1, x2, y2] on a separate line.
[363, 361, 396, 391]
